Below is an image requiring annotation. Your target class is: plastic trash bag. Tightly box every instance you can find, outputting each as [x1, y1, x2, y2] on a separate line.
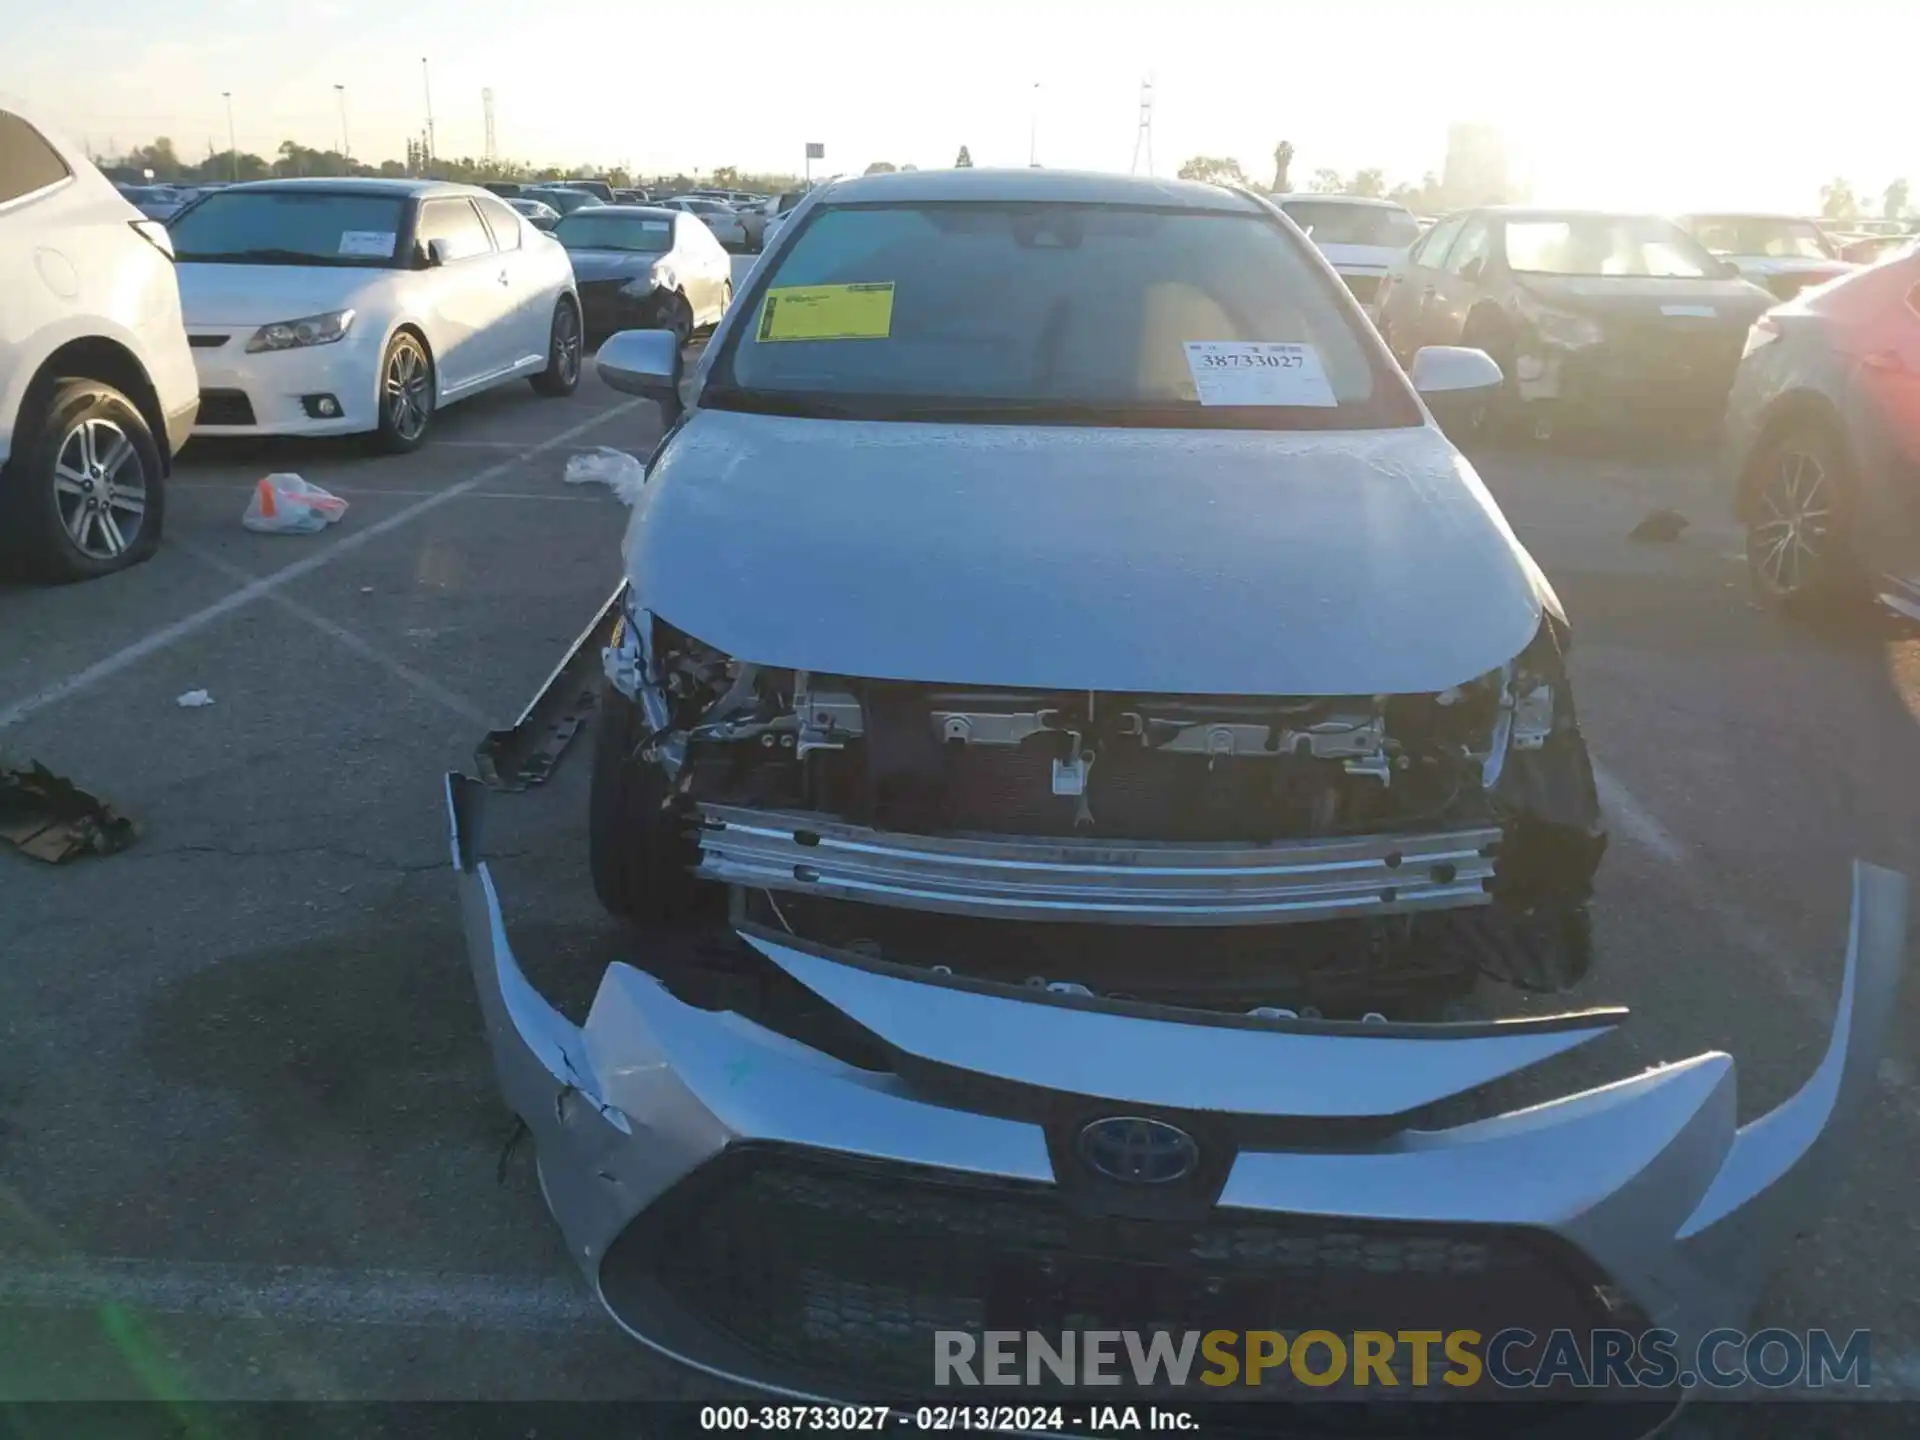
[564, 447, 646, 506]
[243, 474, 348, 534]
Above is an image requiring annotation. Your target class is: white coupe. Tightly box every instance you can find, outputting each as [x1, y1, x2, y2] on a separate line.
[167, 178, 581, 451]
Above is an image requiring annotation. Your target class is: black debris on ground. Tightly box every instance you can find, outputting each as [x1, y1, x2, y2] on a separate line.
[0, 759, 138, 864]
[1628, 508, 1690, 543]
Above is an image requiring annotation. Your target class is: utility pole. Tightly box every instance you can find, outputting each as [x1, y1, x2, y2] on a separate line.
[482, 87, 497, 164]
[421, 58, 437, 167]
[1029, 81, 1040, 167]
[1129, 75, 1155, 176]
[222, 92, 237, 180]
[334, 84, 349, 164]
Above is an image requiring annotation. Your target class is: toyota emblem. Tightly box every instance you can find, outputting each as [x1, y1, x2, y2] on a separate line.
[1076, 1116, 1200, 1186]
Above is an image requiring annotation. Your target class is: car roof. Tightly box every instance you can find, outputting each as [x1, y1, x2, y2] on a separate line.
[1465, 206, 1680, 221]
[815, 166, 1264, 212]
[210, 177, 479, 200]
[1273, 193, 1410, 211]
[1681, 211, 1811, 222]
[560, 204, 679, 221]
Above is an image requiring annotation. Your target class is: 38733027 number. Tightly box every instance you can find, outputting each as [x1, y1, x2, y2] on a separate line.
[1201, 350, 1303, 369]
[699, 1406, 893, 1431]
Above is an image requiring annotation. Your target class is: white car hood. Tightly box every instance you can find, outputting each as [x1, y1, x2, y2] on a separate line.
[1313, 241, 1406, 275]
[175, 263, 386, 327]
[626, 411, 1552, 697]
[1727, 255, 1851, 277]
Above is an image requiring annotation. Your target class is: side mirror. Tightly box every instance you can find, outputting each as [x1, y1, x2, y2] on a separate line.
[1458, 256, 1485, 284]
[1715, 258, 1742, 280]
[425, 237, 452, 268]
[1410, 345, 1503, 431]
[597, 329, 686, 425]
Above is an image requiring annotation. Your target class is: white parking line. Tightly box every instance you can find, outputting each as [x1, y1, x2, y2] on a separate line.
[171, 483, 609, 503]
[0, 1255, 600, 1333]
[1595, 759, 1920, 1122]
[176, 539, 494, 729]
[0, 400, 643, 734]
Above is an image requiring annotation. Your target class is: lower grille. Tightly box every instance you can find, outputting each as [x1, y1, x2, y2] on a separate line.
[607, 1147, 1639, 1403]
[187, 334, 229, 349]
[196, 388, 255, 426]
[1342, 273, 1382, 304]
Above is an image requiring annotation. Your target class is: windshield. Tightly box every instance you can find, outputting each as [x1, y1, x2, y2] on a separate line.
[554, 212, 672, 253]
[712, 201, 1417, 430]
[168, 190, 409, 266]
[1279, 201, 1421, 249]
[1503, 215, 1718, 278]
[1685, 216, 1834, 260]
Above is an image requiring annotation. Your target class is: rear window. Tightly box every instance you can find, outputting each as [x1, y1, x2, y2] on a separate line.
[714, 201, 1418, 431]
[0, 110, 72, 205]
[1279, 201, 1420, 249]
[170, 190, 410, 266]
[554, 212, 673, 253]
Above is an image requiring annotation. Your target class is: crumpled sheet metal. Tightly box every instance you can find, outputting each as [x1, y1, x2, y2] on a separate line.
[0, 760, 137, 863]
[446, 772, 1909, 1386]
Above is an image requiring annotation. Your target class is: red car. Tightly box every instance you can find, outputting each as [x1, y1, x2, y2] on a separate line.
[1723, 244, 1920, 616]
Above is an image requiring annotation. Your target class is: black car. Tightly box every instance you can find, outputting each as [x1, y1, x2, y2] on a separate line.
[558, 177, 616, 203]
[1375, 207, 1776, 435]
[521, 186, 603, 218]
[481, 181, 523, 198]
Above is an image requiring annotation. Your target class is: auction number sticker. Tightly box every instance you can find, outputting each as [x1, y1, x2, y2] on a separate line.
[1184, 341, 1338, 407]
[757, 282, 895, 342]
[338, 230, 396, 257]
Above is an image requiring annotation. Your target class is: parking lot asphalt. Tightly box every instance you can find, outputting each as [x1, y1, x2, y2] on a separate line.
[3, 307, 1919, 1413]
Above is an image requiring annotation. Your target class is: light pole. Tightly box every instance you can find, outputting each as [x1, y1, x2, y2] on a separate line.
[421, 58, 436, 167]
[222, 91, 237, 180]
[1029, 81, 1040, 167]
[334, 84, 349, 165]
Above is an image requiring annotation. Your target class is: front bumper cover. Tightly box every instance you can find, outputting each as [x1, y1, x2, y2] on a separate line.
[448, 773, 1906, 1401]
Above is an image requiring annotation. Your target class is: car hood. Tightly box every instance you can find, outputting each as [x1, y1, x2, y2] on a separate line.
[1516, 273, 1774, 320]
[625, 410, 1555, 696]
[1724, 254, 1853, 276]
[1314, 241, 1408, 274]
[566, 250, 666, 282]
[175, 264, 387, 327]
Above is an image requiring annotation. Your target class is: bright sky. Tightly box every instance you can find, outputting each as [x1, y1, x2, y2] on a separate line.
[4, 0, 1911, 215]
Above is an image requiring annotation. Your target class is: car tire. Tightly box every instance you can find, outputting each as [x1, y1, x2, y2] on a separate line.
[662, 291, 694, 349]
[0, 378, 165, 585]
[370, 329, 435, 455]
[1744, 418, 1862, 614]
[529, 297, 583, 398]
[589, 679, 710, 925]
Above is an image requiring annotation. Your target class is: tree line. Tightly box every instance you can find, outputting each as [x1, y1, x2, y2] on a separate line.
[1175, 144, 1913, 223]
[100, 136, 803, 196]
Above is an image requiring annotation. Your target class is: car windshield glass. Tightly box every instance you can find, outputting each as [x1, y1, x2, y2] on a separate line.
[1687, 216, 1833, 260]
[168, 191, 408, 265]
[554, 212, 672, 252]
[1280, 201, 1421, 248]
[713, 201, 1418, 430]
[1503, 215, 1717, 277]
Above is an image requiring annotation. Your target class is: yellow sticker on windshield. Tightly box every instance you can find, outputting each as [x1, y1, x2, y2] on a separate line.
[756, 283, 895, 342]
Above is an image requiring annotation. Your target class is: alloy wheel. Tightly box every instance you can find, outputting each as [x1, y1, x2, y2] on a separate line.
[385, 339, 433, 441]
[1750, 447, 1831, 597]
[554, 305, 582, 385]
[52, 418, 147, 560]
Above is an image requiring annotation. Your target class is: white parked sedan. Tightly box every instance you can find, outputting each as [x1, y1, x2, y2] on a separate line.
[167, 178, 582, 451]
[658, 196, 749, 251]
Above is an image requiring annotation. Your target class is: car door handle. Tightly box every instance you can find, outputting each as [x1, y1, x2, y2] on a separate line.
[498, 271, 511, 286]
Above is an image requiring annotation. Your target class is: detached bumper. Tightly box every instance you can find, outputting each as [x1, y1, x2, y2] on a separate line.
[448, 774, 1906, 1402]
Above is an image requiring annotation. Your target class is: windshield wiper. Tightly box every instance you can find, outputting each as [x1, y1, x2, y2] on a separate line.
[174, 248, 363, 264]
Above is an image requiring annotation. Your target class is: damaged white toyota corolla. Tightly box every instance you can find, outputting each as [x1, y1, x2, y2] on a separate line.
[450, 169, 1907, 1417]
